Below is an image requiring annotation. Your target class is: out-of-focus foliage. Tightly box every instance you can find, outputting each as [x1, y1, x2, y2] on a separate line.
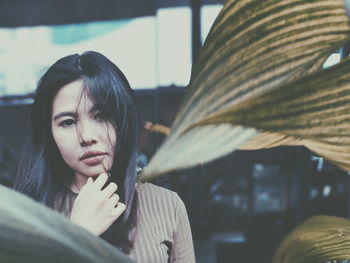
[0, 184, 134, 263]
[274, 216, 350, 263]
[141, 0, 350, 180]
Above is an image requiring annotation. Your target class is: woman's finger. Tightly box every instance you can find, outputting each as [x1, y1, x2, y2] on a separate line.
[92, 173, 109, 190]
[78, 177, 93, 195]
[101, 182, 118, 199]
[111, 202, 126, 219]
[105, 194, 119, 209]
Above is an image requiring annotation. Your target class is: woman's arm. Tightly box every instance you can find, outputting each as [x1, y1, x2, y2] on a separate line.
[171, 195, 196, 263]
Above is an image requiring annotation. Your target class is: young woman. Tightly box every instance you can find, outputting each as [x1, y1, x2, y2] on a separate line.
[14, 51, 195, 263]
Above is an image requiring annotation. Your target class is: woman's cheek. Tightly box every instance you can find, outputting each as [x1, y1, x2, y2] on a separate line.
[54, 131, 75, 156]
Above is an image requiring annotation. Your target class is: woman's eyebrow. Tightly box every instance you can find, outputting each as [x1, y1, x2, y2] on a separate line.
[53, 112, 76, 121]
[90, 104, 101, 113]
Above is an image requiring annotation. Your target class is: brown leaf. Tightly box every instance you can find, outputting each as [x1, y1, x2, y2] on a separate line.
[142, 0, 350, 179]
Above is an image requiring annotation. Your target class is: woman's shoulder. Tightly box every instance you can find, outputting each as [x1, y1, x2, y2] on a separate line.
[135, 182, 185, 228]
[136, 182, 182, 208]
[136, 182, 178, 198]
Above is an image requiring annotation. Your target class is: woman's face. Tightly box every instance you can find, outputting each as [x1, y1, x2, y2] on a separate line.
[51, 79, 117, 178]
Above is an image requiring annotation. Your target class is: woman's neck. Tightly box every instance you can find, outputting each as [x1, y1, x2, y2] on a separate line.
[70, 173, 88, 193]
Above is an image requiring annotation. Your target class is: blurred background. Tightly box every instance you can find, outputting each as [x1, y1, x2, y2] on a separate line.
[0, 1, 349, 262]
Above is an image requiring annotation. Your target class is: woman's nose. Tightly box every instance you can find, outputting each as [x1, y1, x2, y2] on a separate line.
[78, 121, 97, 146]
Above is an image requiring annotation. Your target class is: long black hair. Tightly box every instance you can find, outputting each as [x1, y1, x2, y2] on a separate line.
[14, 51, 139, 253]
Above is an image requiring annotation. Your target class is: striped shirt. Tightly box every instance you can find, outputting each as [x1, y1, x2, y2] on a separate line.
[130, 183, 195, 263]
[58, 182, 195, 263]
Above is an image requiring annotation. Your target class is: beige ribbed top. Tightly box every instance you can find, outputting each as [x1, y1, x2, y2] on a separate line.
[130, 183, 195, 263]
[58, 182, 195, 263]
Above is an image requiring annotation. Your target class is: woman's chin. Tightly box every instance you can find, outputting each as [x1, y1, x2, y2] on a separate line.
[79, 170, 108, 178]
[81, 165, 110, 178]
[87, 173, 101, 178]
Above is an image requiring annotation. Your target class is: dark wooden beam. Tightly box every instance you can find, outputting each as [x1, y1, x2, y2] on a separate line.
[191, 0, 202, 63]
[157, 0, 225, 8]
[0, 0, 156, 27]
[340, 42, 350, 60]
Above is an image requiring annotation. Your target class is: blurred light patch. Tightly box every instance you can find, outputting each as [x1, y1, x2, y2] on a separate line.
[323, 185, 332, 197]
[0, 17, 157, 96]
[0, 26, 50, 96]
[52, 20, 132, 45]
[0, 6, 223, 96]
[201, 4, 223, 44]
[156, 7, 192, 87]
[323, 53, 340, 68]
[309, 188, 318, 199]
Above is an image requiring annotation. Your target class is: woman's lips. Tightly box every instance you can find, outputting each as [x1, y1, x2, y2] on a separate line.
[80, 151, 107, 166]
[81, 155, 106, 166]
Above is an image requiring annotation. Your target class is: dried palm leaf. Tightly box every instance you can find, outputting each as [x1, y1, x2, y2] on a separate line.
[274, 215, 350, 263]
[141, 0, 350, 179]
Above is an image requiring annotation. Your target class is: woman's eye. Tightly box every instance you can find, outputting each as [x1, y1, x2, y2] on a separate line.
[59, 119, 76, 127]
[94, 112, 108, 120]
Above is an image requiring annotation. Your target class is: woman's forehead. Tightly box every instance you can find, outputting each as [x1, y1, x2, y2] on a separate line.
[52, 80, 94, 114]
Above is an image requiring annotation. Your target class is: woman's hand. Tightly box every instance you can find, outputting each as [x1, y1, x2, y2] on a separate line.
[69, 173, 126, 236]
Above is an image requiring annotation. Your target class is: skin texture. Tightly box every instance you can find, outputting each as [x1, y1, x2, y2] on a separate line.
[69, 173, 126, 236]
[51, 80, 125, 235]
